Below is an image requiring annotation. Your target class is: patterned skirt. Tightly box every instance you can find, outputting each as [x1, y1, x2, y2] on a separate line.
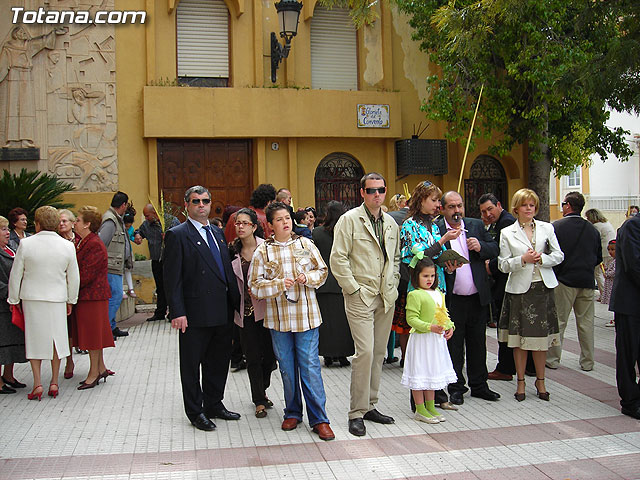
[497, 281, 560, 351]
[392, 278, 410, 335]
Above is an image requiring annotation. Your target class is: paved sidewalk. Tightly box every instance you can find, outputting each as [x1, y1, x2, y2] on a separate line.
[1, 301, 639, 479]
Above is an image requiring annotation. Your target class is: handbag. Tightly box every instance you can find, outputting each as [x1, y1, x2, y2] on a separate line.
[10, 304, 24, 331]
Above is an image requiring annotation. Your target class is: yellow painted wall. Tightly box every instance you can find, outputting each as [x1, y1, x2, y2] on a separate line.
[103, 0, 530, 229]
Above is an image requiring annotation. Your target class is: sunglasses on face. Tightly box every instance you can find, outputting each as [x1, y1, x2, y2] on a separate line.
[190, 198, 211, 205]
[365, 187, 386, 195]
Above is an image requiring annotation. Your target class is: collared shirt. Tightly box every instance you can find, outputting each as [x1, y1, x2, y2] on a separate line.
[363, 203, 386, 255]
[188, 217, 222, 254]
[444, 218, 478, 296]
[136, 215, 179, 261]
[249, 235, 327, 332]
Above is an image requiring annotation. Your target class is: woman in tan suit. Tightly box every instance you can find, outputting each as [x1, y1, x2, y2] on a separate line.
[498, 189, 564, 402]
[8, 206, 80, 400]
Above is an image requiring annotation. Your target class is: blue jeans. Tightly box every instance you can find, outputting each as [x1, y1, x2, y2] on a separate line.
[270, 328, 329, 427]
[107, 273, 124, 330]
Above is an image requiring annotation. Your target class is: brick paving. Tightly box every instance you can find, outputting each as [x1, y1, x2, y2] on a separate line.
[1, 301, 638, 479]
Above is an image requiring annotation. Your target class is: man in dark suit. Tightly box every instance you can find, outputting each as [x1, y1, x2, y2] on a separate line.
[609, 214, 640, 419]
[479, 193, 521, 381]
[437, 191, 500, 405]
[164, 185, 241, 431]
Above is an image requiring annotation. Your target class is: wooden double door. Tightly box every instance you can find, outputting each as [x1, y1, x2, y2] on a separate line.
[158, 140, 252, 219]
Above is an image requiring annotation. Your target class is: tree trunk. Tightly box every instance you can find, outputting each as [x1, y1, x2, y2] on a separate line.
[528, 114, 552, 222]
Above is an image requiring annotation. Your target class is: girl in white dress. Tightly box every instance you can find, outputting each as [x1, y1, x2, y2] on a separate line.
[401, 255, 457, 424]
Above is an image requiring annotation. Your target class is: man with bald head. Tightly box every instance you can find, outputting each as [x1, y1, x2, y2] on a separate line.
[134, 204, 180, 321]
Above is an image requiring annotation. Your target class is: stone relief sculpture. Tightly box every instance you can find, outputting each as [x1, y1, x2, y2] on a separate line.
[0, 0, 118, 192]
[0, 25, 65, 147]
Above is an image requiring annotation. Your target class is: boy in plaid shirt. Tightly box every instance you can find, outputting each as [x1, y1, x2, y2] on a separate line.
[248, 202, 334, 441]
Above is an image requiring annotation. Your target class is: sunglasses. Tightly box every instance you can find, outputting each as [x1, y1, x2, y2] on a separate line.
[561, 201, 569, 207]
[364, 187, 386, 195]
[190, 198, 211, 205]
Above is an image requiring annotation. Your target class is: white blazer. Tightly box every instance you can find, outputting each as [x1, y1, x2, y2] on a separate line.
[7, 231, 80, 304]
[498, 219, 564, 294]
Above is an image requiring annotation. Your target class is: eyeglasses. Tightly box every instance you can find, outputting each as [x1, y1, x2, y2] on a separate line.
[234, 221, 253, 227]
[364, 187, 386, 195]
[190, 198, 211, 205]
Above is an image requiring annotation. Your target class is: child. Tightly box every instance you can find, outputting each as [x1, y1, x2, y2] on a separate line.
[401, 254, 457, 424]
[122, 207, 137, 298]
[248, 202, 334, 441]
[601, 239, 616, 326]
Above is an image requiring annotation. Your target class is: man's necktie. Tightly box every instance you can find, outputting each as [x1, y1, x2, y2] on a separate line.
[204, 225, 226, 284]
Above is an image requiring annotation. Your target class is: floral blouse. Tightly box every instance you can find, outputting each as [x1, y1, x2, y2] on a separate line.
[400, 216, 447, 293]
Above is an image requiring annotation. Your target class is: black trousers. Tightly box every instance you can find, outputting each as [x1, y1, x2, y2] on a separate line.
[447, 293, 489, 394]
[231, 323, 244, 365]
[615, 313, 640, 410]
[152, 260, 168, 317]
[239, 316, 276, 407]
[179, 323, 233, 422]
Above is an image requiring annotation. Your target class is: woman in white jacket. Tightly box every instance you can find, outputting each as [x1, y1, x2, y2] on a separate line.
[498, 189, 564, 402]
[8, 206, 79, 401]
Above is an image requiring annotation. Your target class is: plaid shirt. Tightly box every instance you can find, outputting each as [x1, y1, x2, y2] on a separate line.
[248, 235, 327, 332]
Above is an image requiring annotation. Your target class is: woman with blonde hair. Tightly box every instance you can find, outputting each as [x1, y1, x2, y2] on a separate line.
[498, 189, 564, 402]
[389, 194, 407, 212]
[584, 208, 616, 297]
[8, 206, 79, 400]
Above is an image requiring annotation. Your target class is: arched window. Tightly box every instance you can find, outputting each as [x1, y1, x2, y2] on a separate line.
[310, 6, 358, 90]
[314, 153, 364, 215]
[463, 155, 508, 219]
[176, 0, 229, 87]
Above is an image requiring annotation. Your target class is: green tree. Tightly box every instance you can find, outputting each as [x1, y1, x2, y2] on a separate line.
[320, 0, 637, 220]
[0, 169, 74, 229]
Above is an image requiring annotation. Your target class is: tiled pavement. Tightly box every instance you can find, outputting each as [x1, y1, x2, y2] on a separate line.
[1, 301, 639, 479]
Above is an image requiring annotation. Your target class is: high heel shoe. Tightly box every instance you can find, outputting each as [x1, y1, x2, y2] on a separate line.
[514, 378, 526, 402]
[535, 378, 550, 401]
[77, 377, 99, 390]
[48, 384, 59, 398]
[28, 385, 43, 401]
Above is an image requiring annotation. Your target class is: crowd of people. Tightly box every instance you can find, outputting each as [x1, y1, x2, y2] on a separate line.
[1, 176, 639, 436]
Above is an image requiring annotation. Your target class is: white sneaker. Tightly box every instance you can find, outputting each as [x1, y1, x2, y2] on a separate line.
[414, 412, 440, 424]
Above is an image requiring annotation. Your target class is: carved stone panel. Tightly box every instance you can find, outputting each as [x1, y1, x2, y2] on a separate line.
[0, 0, 118, 191]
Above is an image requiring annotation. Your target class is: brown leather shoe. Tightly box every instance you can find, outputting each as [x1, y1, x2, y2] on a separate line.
[281, 418, 299, 431]
[488, 370, 513, 381]
[312, 422, 335, 441]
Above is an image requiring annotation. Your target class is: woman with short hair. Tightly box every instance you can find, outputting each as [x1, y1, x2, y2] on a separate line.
[8, 206, 80, 400]
[7, 207, 30, 251]
[0, 215, 27, 394]
[72, 206, 115, 390]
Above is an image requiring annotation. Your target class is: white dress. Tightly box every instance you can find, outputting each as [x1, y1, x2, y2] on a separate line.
[401, 289, 457, 390]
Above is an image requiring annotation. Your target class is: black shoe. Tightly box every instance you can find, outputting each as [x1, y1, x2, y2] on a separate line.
[192, 413, 216, 431]
[348, 418, 366, 436]
[450, 391, 465, 405]
[1, 376, 26, 388]
[384, 356, 398, 364]
[338, 357, 351, 367]
[399, 358, 404, 368]
[324, 357, 333, 367]
[112, 327, 129, 337]
[363, 409, 395, 424]
[230, 360, 247, 372]
[147, 314, 166, 322]
[0, 384, 16, 394]
[621, 406, 640, 420]
[471, 388, 501, 401]
[207, 406, 241, 421]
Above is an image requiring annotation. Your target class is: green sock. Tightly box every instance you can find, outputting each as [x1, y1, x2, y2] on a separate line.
[415, 403, 432, 417]
[425, 400, 441, 417]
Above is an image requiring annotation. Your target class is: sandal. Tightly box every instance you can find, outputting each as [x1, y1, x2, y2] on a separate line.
[535, 378, 550, 401]
[255, 405, 268, 418]
[514, 378, 526, 402]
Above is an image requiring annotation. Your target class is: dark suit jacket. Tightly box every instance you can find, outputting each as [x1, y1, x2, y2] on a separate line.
[552, 213, 602, 288]
[436, 217, 499, 306]
[312, 226, 341, 294]
[609, 215, 640, 316]
[163, 220, 240, 327]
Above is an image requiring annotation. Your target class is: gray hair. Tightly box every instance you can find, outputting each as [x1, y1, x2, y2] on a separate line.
[58, 208, 76, 222]
[184, 185, 211, 203]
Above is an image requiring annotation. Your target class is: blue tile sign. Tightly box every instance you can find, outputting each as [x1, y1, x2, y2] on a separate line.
[357, 104, 390, 128]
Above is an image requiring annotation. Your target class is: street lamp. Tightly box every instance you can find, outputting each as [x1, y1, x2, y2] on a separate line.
[271, 0, 303, 83]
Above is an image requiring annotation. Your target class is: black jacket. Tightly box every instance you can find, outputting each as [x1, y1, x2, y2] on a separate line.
[552, 213, 602, 289]
[436, 217, 499, 306]
[609, 215, 640, 316]
[163, 220, 240, 327]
